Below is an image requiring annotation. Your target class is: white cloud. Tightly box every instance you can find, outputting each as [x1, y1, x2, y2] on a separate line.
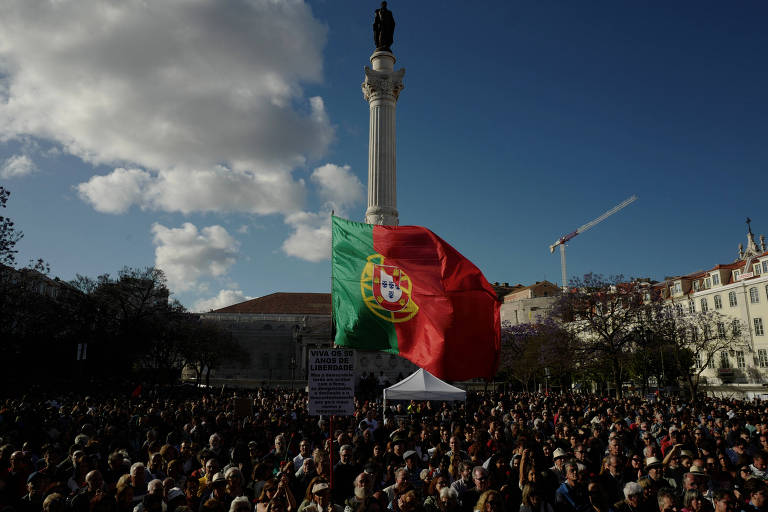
[0, 154, 36, 178]
[280, 163, 364, 262]
[192, 289, 254, 313]
[152, 222, 240, 292]
[282, 211, 332, 262]
[0, 0, 332, 214]
[311, 163, 363, 209]
[76, 167, 151, 214]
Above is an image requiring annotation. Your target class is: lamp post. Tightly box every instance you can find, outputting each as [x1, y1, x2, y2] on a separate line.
[289, 356, 297, 390]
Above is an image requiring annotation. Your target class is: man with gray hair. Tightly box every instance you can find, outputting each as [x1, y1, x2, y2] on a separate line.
[460, 467, 488, 512]
[130, 463, 149, 505]
[383, 468, 408, 506]
[332, 445, 358, 504]
[614, 482, 643, 512]
[555, 462, 587, 512]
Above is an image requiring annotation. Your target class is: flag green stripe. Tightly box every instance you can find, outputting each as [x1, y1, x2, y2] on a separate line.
[332, 217, 398, 352]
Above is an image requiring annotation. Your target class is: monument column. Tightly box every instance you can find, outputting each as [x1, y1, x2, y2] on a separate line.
[362, 51, 404, 226]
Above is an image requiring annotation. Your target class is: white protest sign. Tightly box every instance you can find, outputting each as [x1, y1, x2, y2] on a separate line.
[308, 348, 355, 416]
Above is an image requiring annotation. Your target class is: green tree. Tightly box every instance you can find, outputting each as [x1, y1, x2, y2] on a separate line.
[500, 321, 574, 391]
[179, 320, 250, 386]
[0, 186, 23, 266]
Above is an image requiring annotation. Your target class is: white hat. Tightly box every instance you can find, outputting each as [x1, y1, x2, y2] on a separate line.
[552, 448, 568, 460]
[312, 483, 330, 494]
[645, 457, 663, 469]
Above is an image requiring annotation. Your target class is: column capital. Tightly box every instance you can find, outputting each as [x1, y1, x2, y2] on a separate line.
[362, 67, 405, 102]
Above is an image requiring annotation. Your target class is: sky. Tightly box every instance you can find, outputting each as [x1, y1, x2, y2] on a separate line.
[1, 1, 767, 312]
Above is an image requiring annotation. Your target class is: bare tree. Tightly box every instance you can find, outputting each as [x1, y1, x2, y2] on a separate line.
[669, 311, 749, 398]
[554, 273, 662, 398]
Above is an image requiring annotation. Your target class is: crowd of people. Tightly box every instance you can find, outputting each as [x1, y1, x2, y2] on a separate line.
[1, 388, 767, 512]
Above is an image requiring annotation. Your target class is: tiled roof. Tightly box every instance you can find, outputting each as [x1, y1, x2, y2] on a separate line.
[212, 292, 331, 315]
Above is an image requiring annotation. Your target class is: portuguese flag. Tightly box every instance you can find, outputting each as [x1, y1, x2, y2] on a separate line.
[332, 216, 500, 381]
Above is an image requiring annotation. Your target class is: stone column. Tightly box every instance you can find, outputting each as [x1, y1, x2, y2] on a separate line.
[362, 50, 404, 226]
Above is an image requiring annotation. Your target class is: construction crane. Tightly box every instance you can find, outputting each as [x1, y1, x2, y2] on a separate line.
[550, 195, 638, 291]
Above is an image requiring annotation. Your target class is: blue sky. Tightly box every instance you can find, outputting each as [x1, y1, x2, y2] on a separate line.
[1, 1, 766, 311]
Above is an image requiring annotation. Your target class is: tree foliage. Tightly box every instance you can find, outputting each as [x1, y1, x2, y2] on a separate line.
[500, 320, 575, 391]
[554, 273, 661, 397]
[0, 186, 23, 266]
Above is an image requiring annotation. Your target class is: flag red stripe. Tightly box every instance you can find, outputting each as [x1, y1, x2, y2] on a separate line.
[372, 225, 500, 380]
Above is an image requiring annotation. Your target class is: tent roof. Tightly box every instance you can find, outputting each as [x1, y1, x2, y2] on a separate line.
[384, 368, 466, 401]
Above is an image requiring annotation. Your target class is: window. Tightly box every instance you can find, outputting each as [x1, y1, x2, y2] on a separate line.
[700, 298, 708, 312]
[759, 349, 768, 368]
[688, 300, 695, 313]
[673, 282, 682, 294]
[733, 320, 741, 337]
[704, 278, 711, 289]
[736, 351, 745, 369]
[734, 270, 742, 280]
[690, 326, 698, 342]
[717, 322, 726, 339]
[755, 318, 765, 337]
[751, 287, 760, 303]
[766, 284, 768, 301]
[729, 291, 738, 307]
[712, 273, 720, 285]
[714, 295, 722, 309]
[695, 352, 702, 369]
[763, 261, 768, 273]
[720, 351, 730, 369]
[675, 303, 683, 316]
[756, 264, 762, 275]
[694, 281, 700, 291]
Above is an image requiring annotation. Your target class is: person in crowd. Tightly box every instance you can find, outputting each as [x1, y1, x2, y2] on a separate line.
[462, 468, 490, 512]
[424, 476, 451, 512]
[475, 490, 504, 512]
[304, 482, 342, 512]
[553, 462, 586, 512]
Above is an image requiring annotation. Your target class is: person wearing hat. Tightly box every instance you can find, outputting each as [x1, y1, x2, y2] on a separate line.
[17, 471, 50, 512]
[305, 482, 342, 512]
[638, 457, 674, 496]
[548, 448, 569, 484]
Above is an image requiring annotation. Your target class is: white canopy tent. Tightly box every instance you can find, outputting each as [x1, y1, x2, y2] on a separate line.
[383, 368, 466, 403]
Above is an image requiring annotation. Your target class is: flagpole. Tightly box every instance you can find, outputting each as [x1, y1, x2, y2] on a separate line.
[330, 212, 336, 350]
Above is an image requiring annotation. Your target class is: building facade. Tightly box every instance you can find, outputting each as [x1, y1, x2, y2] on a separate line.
[655, 226, 768, 391]
[499, 280, 560, 326]
[196, 292, 416, 388]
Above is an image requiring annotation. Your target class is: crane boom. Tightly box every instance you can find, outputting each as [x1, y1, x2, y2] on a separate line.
[549, 195, 637, 252]
[549, 194, 638, 291]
